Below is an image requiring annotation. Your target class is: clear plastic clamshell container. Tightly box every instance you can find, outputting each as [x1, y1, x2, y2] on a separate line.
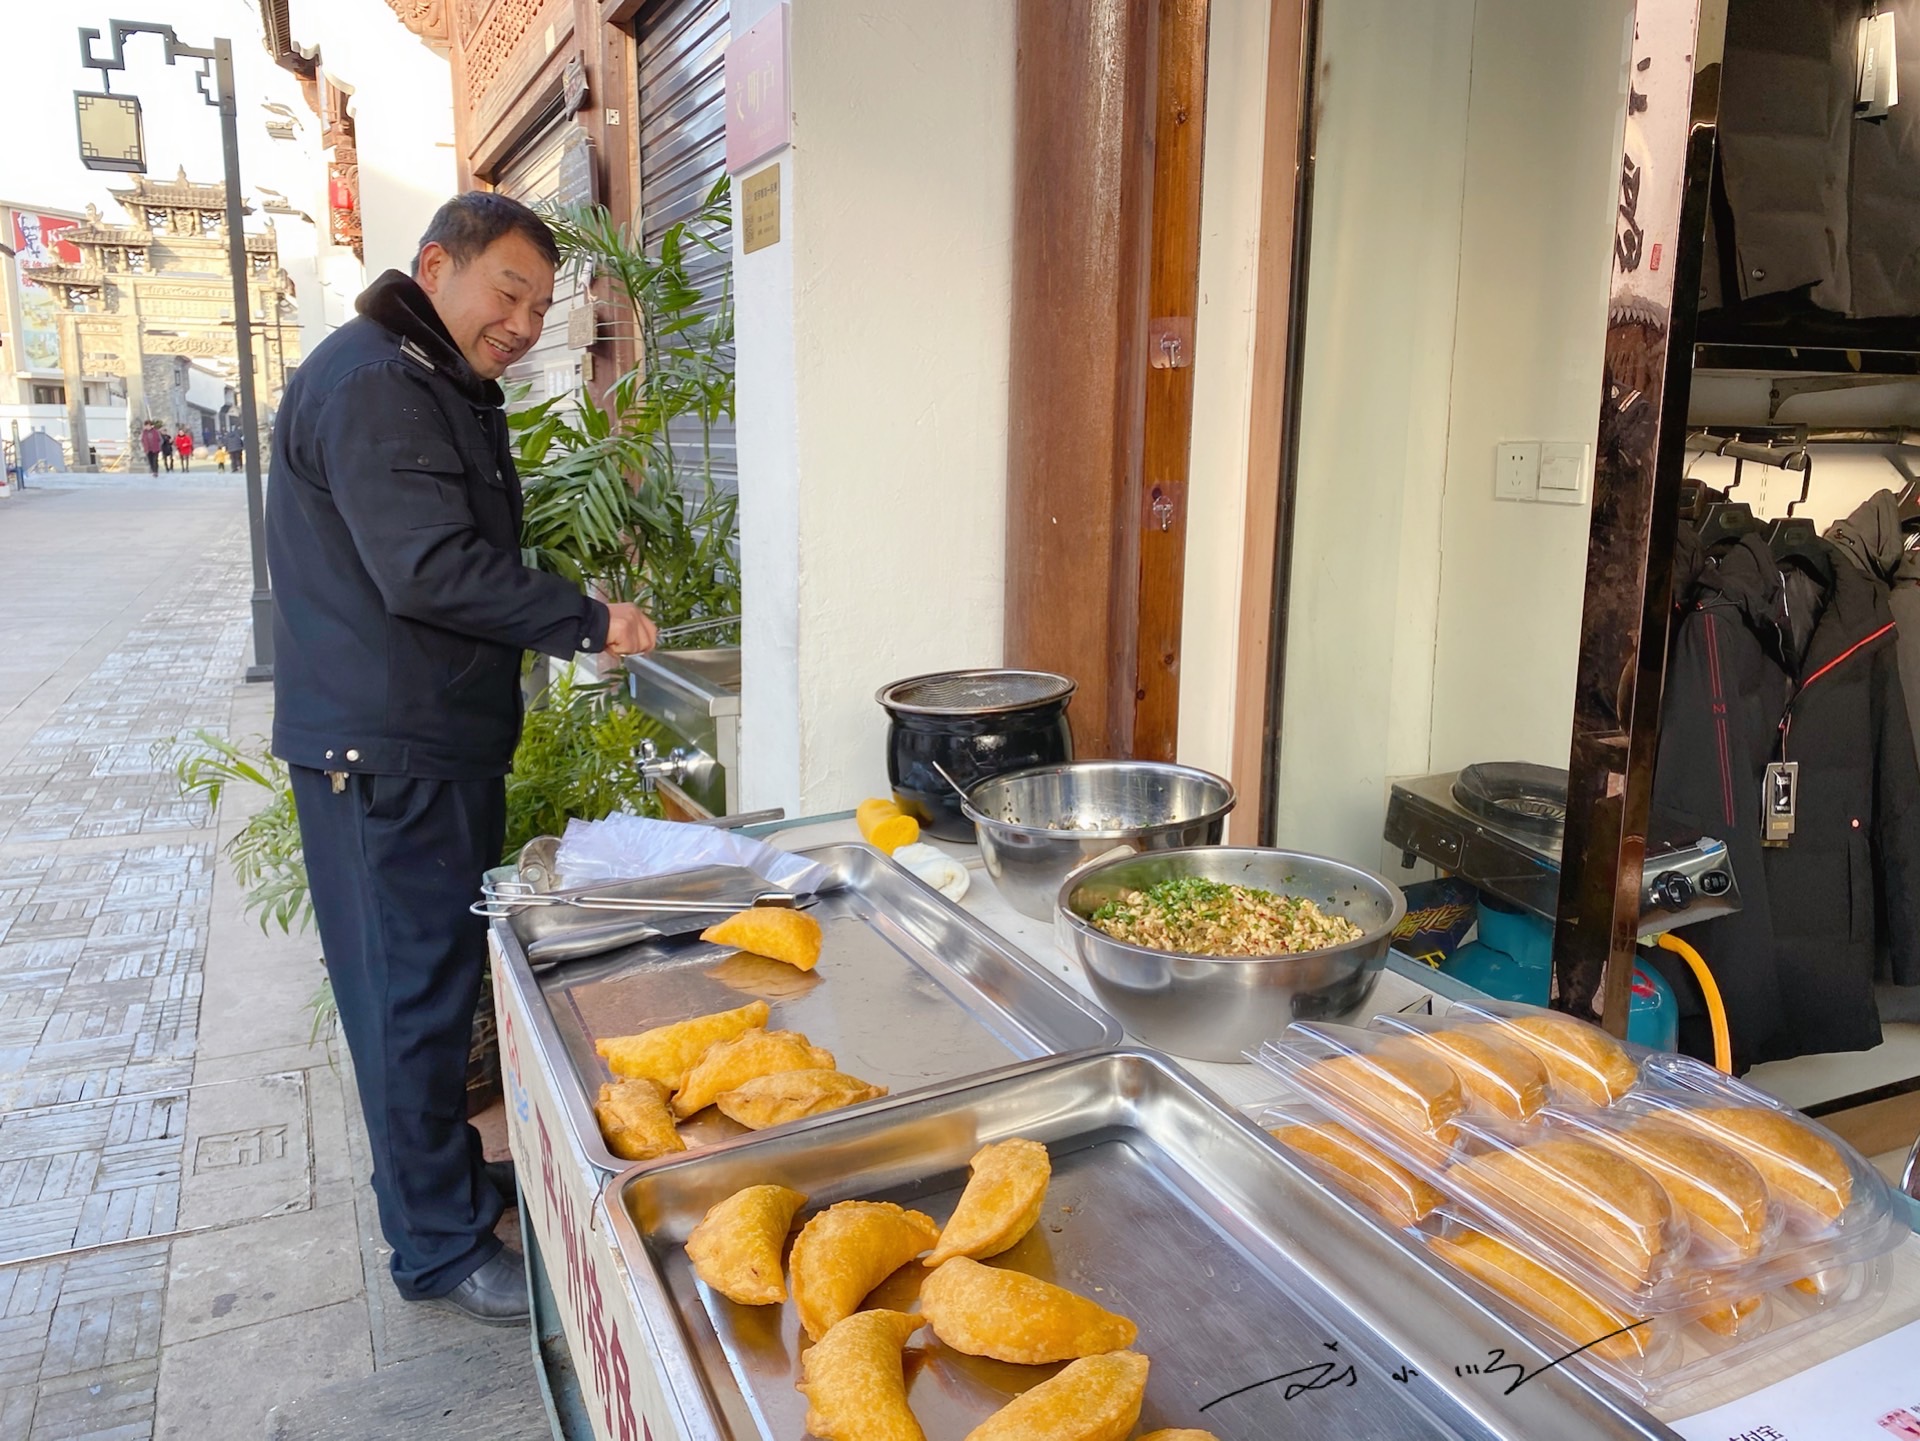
[1253, 1014, 1908, 1315]
[1432, 998, 1648, 1108]
[1248, 1091, 1894, 1408]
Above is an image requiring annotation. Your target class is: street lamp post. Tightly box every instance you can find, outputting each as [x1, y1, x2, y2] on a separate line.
[77, 20, 274, 682]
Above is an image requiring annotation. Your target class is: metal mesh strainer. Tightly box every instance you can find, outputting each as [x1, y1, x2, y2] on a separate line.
[877, 669, 1075, 717]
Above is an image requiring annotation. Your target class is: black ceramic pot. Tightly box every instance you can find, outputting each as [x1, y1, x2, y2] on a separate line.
[877, 670, 1076, 842]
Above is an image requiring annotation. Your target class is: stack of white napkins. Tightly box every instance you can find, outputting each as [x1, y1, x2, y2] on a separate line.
[553, 813, 832, 895]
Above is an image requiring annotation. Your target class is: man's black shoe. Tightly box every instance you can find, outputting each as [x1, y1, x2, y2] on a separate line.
[419, 1247, 530, 1327]
[484, 1157, 518, 1207]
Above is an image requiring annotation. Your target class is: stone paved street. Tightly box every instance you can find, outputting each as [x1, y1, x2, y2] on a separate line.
[0, 477, 543, 1440]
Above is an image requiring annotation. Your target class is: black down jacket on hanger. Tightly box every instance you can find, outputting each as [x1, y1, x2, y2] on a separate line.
[1652, 534, 1920, 1067]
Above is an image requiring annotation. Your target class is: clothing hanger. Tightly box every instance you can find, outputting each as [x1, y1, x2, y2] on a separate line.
[1698, 500, 1760, 548]
[1765, 452, 1826, 567]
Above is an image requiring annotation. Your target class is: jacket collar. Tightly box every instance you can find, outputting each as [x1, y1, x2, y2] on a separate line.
[354, 269, 503, 407]
[1697, 533, 1889, 680]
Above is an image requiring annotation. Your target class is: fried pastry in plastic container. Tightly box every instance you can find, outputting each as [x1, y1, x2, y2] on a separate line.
[1369, 1015, 1551, 1121]
[1449, 1134, 1680, 1290]
[797, 1308, 926, 1441]
[1601, 1116, 1775, 1262]
[593, 1079, 685, 1162]
[790, 1200, 940, 1341]
[1427, 1226, 1657, 1365]
[595, 1000, 770, 1091]
[962, 1351, 1149, 1441]
[1264, 1112, 1445, 1229]
[1663, 1104, 1853, 1226]
[1444, 1000, 1641, 1107]
[1691, 1291, 1769, 1341]
[671, 1027, 835, 1118]
[919, 1256, 1137, 1364]
[925, 1138, 1051, 1266]
[1258, 1022, 1465, 1163]
[699, 905, 823, 971]
[683, 1183, 807, 1305]
[715, 1068, 888, 1130]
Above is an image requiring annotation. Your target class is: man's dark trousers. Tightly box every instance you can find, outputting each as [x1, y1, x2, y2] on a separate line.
[290, 766, 507, 1299]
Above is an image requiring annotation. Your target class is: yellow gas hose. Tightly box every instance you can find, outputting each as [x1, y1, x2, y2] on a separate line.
[1650, 932, 1732, 1073]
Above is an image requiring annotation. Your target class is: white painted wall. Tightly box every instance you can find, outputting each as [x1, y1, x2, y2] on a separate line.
[1249, 0, 1637, 873]
[1425, 0, 1633, 776]
[291, 0, 457, 284]
[734, 0, 1015, 815]
[1178, 0, 1271, 781]
[1269, 0, 1478, 865]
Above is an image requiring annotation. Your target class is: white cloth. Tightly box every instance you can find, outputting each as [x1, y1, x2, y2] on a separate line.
[553, 813, 832, 894]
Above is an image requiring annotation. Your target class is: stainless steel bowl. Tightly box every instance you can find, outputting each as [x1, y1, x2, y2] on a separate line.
[962, 761, 1236, 920]
[1057, 847, 1406, 1061]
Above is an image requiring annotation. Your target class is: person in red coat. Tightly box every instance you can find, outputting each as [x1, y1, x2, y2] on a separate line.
[140, 421, 162, 477]
[175, 428, 194, 471]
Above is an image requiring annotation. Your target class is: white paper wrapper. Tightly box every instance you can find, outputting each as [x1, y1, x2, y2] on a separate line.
[553, 813, 832, 895]
[891, 842, 969, 901]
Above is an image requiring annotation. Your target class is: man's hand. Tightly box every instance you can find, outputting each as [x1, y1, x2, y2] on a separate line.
[603, 602, 658, 658]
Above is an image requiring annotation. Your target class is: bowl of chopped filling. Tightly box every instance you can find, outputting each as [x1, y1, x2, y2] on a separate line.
[1057, 848, 1405, 1061]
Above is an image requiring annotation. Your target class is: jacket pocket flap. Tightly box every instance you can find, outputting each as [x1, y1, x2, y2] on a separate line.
[383, 437, 465, 475]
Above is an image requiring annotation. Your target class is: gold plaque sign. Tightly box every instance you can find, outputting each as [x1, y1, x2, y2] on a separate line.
[742, 164, 781, 255]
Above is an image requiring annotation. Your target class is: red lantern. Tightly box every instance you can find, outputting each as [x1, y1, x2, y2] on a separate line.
[328, 175, 354, 211]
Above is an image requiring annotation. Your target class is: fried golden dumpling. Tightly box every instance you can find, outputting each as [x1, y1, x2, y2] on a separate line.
[963, 1351, 1149, 1441]
[1695, 1293, 1767, 1339]
[684, 1184, 807, 1305]
[1616, 1119, 1772, 1260]
[592, 1079, 685, 1162]
[700, 905, 824, 971]
[919, 1256, 1137, 1364]
[798, 1309, 926, 1441]
[1674, 1106, 1853, 1223]
[671, 1027, 835, 1119]
[925, 1138, 1051, 1266]
[1395, 1026, 1551, 1121]
[1495, 1012, 1638, 1107]
[1427, 1230, 1652, 1363]
[1268, 1119, 1445, 1229]
[1310, 1050, 1464, 1160]
[595, 1000, 770, 1091]
[1453, 1138, 1672, 1288]
[790, 1200, 940, 1341]
[715, 1069, 888, 1130]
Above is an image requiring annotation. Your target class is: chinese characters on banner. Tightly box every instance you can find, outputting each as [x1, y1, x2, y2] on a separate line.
[11, 213, 82, 373]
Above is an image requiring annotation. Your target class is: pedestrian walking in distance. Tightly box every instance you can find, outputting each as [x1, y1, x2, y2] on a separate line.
[214, 444, 229, 472]
[228, 432, 244, 472]
[265, 193, 656, 1327]
[175, 427, 194, 471]
[140, 421, 161, 477]
[159, 430, 174, 471]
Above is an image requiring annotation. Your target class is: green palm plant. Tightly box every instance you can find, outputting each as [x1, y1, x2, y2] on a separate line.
[519, 179, 740, 640]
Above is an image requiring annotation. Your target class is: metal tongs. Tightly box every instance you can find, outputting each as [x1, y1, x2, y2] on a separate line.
[470, 878, 805, 919]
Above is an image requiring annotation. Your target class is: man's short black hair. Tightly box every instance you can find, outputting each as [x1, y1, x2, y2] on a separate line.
[411, 191, 560, 275]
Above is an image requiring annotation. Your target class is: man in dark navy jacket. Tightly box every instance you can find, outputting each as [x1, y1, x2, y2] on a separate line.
[267, 193, 654, 1325]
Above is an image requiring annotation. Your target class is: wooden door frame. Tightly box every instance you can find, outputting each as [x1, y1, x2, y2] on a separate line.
[1227, 0, 1315, 843]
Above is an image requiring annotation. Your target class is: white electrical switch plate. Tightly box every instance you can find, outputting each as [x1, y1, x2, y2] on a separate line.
[1495, 441, 1540, 501]
[1538, 441, 1592, 505]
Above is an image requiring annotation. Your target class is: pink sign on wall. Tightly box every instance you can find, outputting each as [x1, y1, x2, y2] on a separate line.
[725, 4, 790, 174]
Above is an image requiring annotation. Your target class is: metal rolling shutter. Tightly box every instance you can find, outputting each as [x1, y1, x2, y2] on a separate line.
[636, 0, 735, 495]
[491, 105, 584, 407]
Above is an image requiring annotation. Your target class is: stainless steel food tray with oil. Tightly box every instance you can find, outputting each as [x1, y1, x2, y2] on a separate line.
[493, 843, 1123, 1174]
[608, 1049, 1674, 1441]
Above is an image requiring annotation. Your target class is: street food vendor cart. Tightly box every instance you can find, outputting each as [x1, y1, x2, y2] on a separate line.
[487, 814, 1920, 1441]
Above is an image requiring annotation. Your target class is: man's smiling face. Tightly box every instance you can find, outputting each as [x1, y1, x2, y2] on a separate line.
[415, 230, 556, 380]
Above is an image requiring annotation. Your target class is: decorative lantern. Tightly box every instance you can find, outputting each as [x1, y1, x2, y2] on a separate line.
[75, 91, 146, 173]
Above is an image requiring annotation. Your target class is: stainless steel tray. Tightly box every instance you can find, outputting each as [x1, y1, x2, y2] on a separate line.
[608, 1049, 1676, 1441]
[493, 843, 1124, 1175]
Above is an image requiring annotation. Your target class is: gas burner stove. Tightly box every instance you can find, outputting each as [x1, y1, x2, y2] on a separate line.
[1383, 763, 1741, 938]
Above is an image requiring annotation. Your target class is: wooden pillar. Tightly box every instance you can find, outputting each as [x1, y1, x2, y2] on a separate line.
[1552, 0, 1723, 1032]
[1004, 0, 1159, 759]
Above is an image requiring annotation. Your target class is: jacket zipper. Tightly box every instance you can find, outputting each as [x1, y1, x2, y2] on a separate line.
[1776, 620, 1898, 762]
